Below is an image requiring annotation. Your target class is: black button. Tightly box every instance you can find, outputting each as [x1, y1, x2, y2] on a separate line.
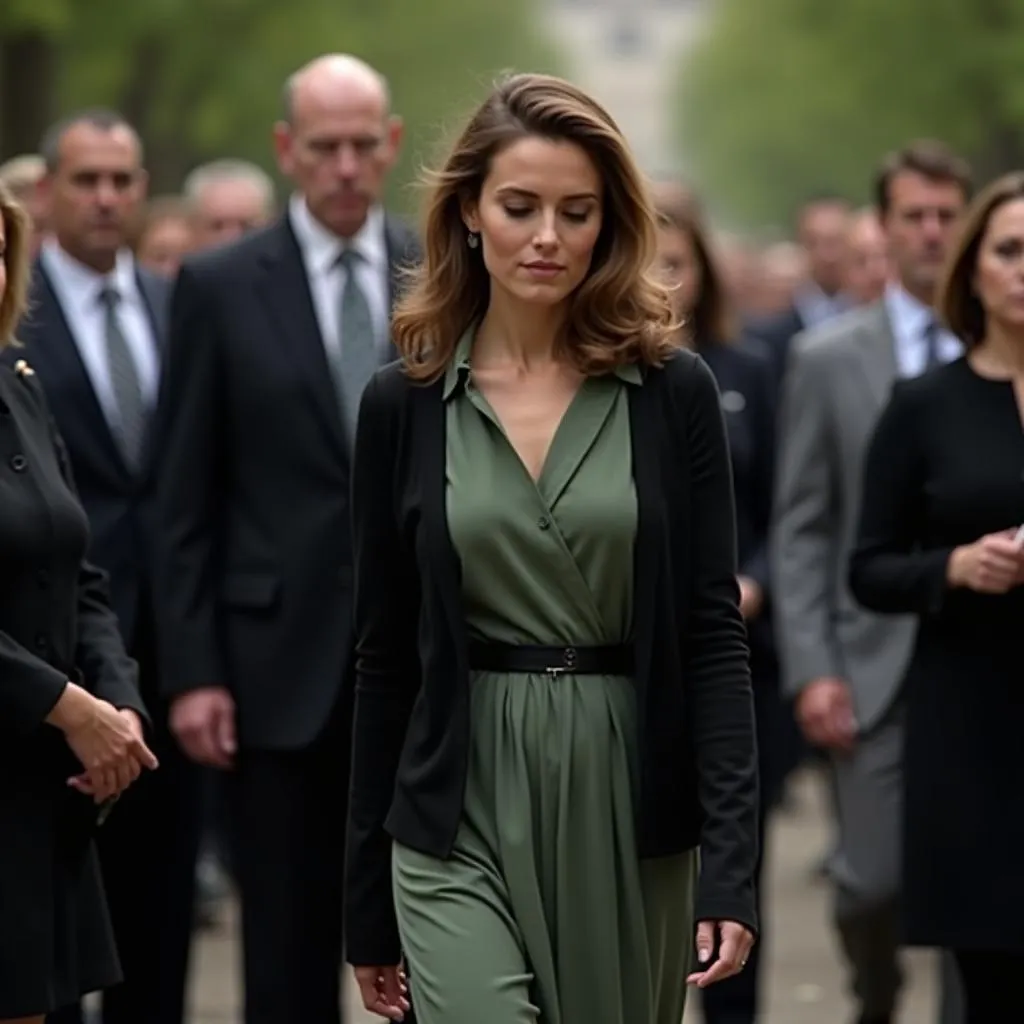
[34, 633, 47, 651]
[538, 516, 551, 530]
[10, 454, 26, 472]
[36, 568, 50, 587]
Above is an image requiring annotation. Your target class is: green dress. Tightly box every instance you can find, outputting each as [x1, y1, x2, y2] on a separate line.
[393, 334, 697, 1024]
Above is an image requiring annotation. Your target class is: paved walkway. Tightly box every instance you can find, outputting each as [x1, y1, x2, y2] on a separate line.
[183, 769, 938, 1022]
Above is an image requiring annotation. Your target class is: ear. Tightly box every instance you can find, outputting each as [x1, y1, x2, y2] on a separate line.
[460, 197, 480, 235]
[385, 115, 404, 166]
[272, 121, 294, 178]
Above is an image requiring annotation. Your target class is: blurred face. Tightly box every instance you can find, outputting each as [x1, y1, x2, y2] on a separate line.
[655, 222, 701, 321]
[882, 170, 966, 301]
[463, 136, 604, 312]
[798, 201, 850, 295]
[136, 215, 193, 278]
[43, 122, 147, 272]
[274, 77, 401, 239]
[844, 214, 889, 304]
[972, 198, 1024, 336]
[192, 178, 272, 250]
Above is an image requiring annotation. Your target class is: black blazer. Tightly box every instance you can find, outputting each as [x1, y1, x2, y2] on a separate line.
[12, 260, 170, 649]
[153, 212, 420, 749]
[700, 337, 777, 666]
[345, 349, 760, 965]
[0, 362, 146, 830]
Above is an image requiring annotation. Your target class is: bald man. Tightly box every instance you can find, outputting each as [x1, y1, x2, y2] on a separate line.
[153, 55, 420, 1024]
[843, 207, 890, 305]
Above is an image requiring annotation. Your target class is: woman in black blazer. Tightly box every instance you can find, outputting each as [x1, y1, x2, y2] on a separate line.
[653, 187, 776, 1024]
[345, 74, 759, 1024]
[849, 172, 1024, 1020]
[0, 186, 158, 1022]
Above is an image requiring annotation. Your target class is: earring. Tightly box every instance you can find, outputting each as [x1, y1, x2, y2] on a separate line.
[467, 231, 479, 249]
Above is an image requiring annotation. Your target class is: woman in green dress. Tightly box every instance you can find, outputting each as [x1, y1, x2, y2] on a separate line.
[345, 73, 760, 1024]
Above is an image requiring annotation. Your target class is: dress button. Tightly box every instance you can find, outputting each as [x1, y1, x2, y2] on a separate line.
[34, 633, 47, 651]
[10, 454, 26, 472]
[36, 568, 50, 587]
[538, 516, 551, 530]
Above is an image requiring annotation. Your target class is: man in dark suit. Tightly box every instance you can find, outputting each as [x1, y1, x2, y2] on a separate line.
[747, 194, 854, 383]
[17, 110, 200, 1024]
[153, 54, 420, 1024]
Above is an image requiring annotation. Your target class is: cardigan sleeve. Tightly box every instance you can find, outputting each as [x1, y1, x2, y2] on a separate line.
[673, 355, 760, 933]
[344, 369, 423, 966]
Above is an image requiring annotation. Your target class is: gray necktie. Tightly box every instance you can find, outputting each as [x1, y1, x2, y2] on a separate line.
[98, 286, 145, 469]
[923, 317, 943, 370]
[333, 248, 377, 447]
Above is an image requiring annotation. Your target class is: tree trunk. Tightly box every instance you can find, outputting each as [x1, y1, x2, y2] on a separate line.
[0, 32, 58, 160]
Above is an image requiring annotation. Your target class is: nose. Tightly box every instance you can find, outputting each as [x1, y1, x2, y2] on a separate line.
[95, 179, 119, 207]
[335, 144, 360, 180]
[533, 210, 559, 250]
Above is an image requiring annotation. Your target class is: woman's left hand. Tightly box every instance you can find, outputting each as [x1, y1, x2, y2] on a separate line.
[686, 919, 755, 987]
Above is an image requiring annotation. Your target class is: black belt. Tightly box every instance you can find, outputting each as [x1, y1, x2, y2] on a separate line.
[467, 641, 634, 676]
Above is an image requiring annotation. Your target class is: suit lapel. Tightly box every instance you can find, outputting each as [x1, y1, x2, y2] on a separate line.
[384, 216, 419, 363]
[25, 263, 131, 480]
[256, 219, 347, 458]
[851, 301, 900, 409]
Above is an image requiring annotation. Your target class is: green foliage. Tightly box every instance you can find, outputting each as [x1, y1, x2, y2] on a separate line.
[1, 0, 561, 207]
[676, 0, 1024, 229]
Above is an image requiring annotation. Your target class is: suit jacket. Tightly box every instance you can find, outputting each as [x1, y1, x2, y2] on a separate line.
[745, 304, 804, 388]
[700, 337, 777, 668]
[12, 259, 170, 650]
[153, 212, 420, 750]
[345, 349, 760, 965]
[770, 302, 916, 729]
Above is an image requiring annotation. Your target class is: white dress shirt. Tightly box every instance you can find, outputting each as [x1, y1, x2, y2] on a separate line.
[39, 238, 160, 432]
[884, 282, 963, 378]
[288, 195, 390, 363]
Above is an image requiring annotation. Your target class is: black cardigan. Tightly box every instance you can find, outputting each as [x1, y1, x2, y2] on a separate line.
[345, 348, 760, 964]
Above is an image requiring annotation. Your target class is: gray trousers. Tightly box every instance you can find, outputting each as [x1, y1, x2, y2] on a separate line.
[830, 703, 964, 1022]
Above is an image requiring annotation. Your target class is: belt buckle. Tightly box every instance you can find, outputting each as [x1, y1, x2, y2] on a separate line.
[546, 646, 578, 675]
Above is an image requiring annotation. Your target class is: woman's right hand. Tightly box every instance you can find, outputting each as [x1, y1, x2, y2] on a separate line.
[46, 683, 159, 803]
[353, 964, 410, 1021]
[947, 529, 1024, 594]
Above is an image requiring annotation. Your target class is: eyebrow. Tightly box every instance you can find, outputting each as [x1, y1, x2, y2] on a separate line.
[495, 186, 600, 202]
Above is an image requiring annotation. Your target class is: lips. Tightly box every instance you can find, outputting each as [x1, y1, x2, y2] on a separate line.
[523, 262, 564, 272]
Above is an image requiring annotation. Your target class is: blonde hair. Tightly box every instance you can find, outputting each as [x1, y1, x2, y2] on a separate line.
[0, 182, 31, 349]
[394, 72, 678, 381]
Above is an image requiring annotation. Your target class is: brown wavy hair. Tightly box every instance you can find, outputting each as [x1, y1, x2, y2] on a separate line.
[0, 182, 31, 349]
[394, 72, 678, 380]
[937, 171, 1024, 349]
[651, 182, 736, 346]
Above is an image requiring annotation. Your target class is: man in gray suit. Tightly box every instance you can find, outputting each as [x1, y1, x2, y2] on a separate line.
[772, 140, 972, 1024]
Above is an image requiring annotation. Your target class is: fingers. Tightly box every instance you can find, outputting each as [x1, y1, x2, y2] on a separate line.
[214, 703, 237, 765]
[354, 966, 408, 1021]
[693, 920, 715, 966]
[688, 922, 755, 988]
[174, 708, 233, 768]
[128, 735, 160, 771]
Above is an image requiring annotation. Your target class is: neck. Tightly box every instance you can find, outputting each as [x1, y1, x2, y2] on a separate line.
[58, 238, 118, 275]
[897, 275, 934, 308]
[473, 290, 567, 369]
[975, 323, 1024, 377]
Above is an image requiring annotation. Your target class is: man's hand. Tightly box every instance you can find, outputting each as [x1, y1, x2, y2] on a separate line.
[170, 686, 236, 768]
[796, 676, 857, 752]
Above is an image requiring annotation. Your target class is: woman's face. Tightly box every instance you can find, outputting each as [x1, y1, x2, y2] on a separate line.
[655, 222, 701, 322]
[973, 198, 1024, 335]
[462, 135, 604, 311]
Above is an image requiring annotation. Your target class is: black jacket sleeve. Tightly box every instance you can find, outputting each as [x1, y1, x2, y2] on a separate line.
[152, 262, 228, 698]
[344, 369, 422, 966]
[675, 356, 760, 932]
[48, 420, 147, 724]
[737, 350, 776, 597]
[848, 381, 953, 616]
